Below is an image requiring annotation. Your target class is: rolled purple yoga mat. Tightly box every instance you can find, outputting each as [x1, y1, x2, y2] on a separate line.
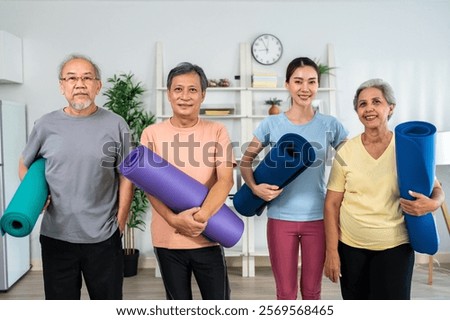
[119, 144, 244, 248]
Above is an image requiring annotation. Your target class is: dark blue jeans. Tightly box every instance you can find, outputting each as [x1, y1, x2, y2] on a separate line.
[154, 246, 230, 300]
[338, 241, 414, 300]
[40, 229, 123, 300]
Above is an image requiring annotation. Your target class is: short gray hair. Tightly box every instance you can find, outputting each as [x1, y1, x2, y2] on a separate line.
[58, 53, 101, 80]
[167, 62, 208, 92]
[353, 78, 396, 119]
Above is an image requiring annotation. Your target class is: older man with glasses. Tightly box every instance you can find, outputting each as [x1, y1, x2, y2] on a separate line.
[18, 54, 133, 300]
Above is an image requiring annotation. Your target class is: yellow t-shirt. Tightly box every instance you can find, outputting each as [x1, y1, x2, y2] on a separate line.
[327, 134, 409, 250]
[141, 118, 236, 249]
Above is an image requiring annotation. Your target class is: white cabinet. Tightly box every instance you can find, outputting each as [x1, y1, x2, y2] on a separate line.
[154, 42, 337, 277]
[0, 31, 23, 84]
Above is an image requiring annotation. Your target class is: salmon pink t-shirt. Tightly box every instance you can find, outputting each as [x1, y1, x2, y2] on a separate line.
[140, 118, 235, 249]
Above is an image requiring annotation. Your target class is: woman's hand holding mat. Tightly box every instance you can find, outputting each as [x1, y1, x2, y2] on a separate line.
[233, 133, 316, 217]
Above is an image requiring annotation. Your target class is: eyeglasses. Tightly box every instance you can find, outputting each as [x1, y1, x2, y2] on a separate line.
[59, 76, 98, 85]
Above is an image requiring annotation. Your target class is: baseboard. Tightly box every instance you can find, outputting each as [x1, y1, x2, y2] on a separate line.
[128, 252, 450, 268]
[415, 252, 450, 264]
[30, 252, 450, 272]
[30, 259, 42, 271]
[138, 256, 157, 269]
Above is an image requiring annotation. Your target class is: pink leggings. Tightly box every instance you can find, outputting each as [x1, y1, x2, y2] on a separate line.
[267, 218, 325, 300]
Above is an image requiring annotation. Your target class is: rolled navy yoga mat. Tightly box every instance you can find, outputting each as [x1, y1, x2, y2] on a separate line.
[119, 145, 244, 248]
[0, 158, 48, 237]
[233, 133, 316, 217]
[395, 121, 439, 255]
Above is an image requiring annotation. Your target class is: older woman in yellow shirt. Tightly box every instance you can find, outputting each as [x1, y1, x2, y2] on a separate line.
[324, 78, 445, 300]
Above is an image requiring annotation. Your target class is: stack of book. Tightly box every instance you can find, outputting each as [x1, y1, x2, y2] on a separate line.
[252, 73, 278, 88]
[200, 104, 235, 116]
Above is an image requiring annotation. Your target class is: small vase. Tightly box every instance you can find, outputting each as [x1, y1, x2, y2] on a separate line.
[268, 104, 280, 115]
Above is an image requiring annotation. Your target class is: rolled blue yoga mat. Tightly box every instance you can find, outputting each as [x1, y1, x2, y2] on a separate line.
[233, 133, 316, 217]
[119, 145, 244, 248]
[395, 121, 439, 255]
[0, 158, 48, 237]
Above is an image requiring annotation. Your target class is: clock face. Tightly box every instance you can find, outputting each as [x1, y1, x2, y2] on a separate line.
[251, 34, 283, 65]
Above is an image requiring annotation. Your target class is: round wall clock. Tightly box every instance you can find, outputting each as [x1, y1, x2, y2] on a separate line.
[251, 34, 283, 65]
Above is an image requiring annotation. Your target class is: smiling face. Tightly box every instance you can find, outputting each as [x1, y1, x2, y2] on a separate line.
[356, 87, 394, 129]
[59, 58, 102, 113]
[285, 66, 319, 108]
[167, 71, 205, 125]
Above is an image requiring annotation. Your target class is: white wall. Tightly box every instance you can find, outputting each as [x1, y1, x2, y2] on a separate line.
[1, 0, 449, 268]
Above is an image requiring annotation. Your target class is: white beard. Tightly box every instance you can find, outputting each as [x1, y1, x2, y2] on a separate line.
[71, 99, 92, 111]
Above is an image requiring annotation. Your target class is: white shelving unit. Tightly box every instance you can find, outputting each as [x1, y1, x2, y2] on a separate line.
[154, 42, 337, 277]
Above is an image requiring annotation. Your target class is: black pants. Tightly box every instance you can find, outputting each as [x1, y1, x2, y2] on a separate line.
[40, 229, 123, 300]
[154, 246, 230, 300]
[338, 241, 414, 300]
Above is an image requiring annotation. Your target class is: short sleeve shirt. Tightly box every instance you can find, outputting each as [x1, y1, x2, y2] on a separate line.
[22, 107, 131, 243]
[140, 118, 236, 249]
[254, 112, 348, 221]
[327, 134, 409, 250]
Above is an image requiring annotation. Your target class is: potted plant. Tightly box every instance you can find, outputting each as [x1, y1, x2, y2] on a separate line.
[264, 97, 282, 115]
[103, 72, 155, 277]
[314, 59, 336, 86]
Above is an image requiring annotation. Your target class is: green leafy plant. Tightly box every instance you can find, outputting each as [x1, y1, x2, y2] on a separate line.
[314, 59, 336, 84]
[103, 73, 155, 255]
[264, 97, 282, 106]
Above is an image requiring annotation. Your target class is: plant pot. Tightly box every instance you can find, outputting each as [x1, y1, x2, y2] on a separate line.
[268, 104, 280, 115]
[123, 249, 140, 277]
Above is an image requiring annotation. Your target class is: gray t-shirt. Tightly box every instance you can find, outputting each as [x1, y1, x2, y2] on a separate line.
[22, 107, 131, 243]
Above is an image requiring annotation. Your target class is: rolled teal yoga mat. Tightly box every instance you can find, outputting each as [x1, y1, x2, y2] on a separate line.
[395, 121, 439, 255]
[233, 133, 316, 217]
[0, 158, 48, 237]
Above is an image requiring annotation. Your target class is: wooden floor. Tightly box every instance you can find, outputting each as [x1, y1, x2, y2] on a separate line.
[1, 264, 449, 300]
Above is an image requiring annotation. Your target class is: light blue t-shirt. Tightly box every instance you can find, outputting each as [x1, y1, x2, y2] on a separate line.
[254, 112, 348, 222]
